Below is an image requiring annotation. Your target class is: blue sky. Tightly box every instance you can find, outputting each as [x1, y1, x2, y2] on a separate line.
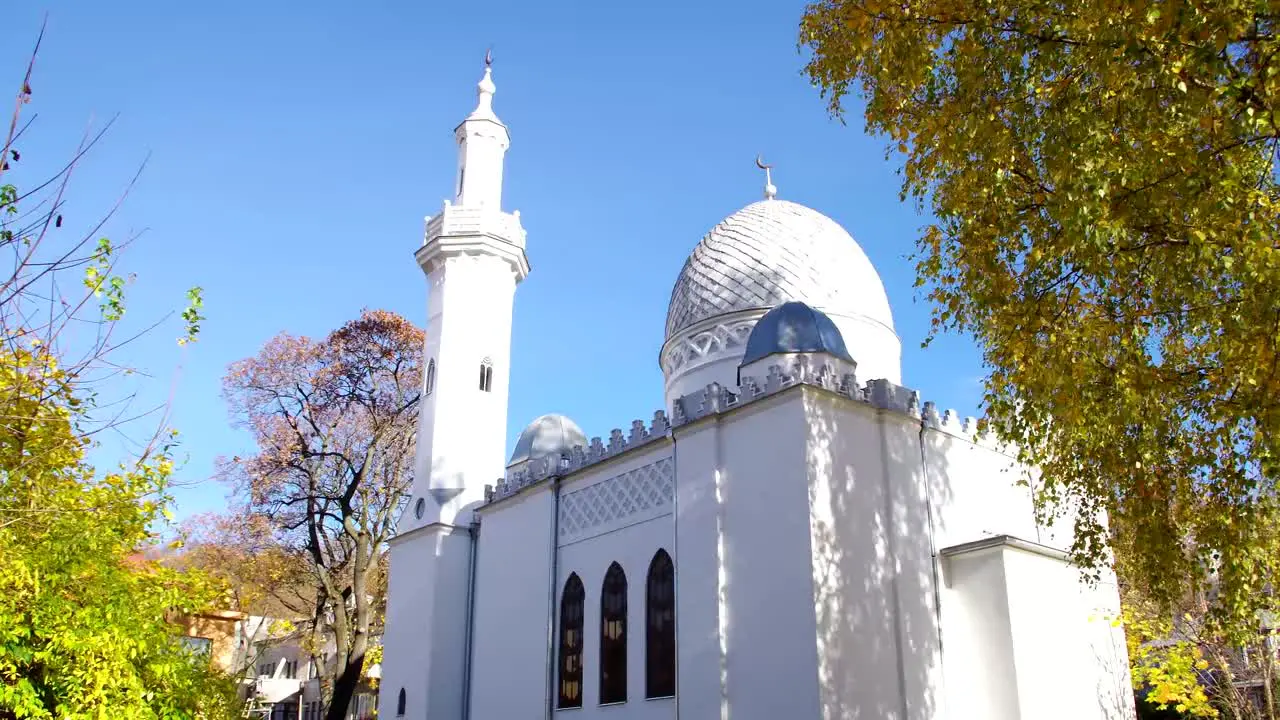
[3, 1, 985, 522]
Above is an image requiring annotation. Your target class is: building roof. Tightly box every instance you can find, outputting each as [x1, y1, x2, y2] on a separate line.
[664, 199, 894, 341]
[740, 301, 854, 366]
[508, 414, 588, 467]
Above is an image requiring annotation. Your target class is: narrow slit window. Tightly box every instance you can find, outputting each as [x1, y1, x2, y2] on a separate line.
[600, 561, 628, 704]
[479, 358, 493, 392]
[396, 688, 406, 716]
[425, 359, 436, 396]
[646, 549, 676, 698]
[559, 574, 585, 709]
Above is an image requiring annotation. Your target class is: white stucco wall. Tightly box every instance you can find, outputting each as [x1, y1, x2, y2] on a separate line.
[380, 526, 474, 720]
[672, 390, 826, 720]
[937, 544, 1021, 719]
[938, 540, 1134, 720]
[1002, 546, 1134, 720]
[804, 387, 943, 720]
[924, 427, 1039, 551]
[469, 487, 555, 719]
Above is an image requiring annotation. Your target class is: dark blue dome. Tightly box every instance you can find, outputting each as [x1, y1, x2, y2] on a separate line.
[741, 301, 854, 366]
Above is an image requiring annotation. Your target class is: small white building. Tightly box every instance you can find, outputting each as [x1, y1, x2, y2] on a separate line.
[380, 58, 1135, 720]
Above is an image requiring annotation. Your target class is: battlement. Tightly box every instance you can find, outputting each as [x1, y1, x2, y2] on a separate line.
[486, 410, 671, 503]
[483, 358, 1012, 505]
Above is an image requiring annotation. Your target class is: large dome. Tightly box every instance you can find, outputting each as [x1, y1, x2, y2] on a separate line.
[664, 199, 894, 339]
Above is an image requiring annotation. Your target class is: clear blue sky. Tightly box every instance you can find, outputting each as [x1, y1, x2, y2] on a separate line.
[3, 1, 985, 522]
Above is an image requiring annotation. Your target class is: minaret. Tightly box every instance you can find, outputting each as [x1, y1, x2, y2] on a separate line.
[412, 50, 528, 526]
[380, 53, 528, 720]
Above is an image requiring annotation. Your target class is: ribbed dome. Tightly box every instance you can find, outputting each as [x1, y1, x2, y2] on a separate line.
[665, 199, 894, 340]
[741, 301, 854, 366]
[508, 414, 587, 467]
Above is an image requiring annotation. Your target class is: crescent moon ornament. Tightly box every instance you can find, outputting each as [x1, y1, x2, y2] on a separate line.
[756, 154, 778, 200]
[484, 48, 493, 67]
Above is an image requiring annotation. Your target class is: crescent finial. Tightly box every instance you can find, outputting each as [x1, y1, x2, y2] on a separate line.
[484, 47, 493, 67]
[755, 154, 772, 170]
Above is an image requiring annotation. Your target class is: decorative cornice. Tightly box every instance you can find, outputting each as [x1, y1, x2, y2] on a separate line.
[939, 534, 1070, 563]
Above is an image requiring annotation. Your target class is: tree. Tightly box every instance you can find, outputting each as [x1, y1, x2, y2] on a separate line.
[0, 24, 230, 719]
[0, 348, 238, 719]
[175, 511, 316, 620]
[801, 0, 1280, 641]
[221, 309, 423, 720]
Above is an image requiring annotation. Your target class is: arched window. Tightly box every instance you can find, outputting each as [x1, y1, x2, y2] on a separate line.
[478, 358, 493, 392]
[600, 561, 628, 704]
[396, 687, 406, 716]
[558, 574, 585, 708]
[646, 549, 676, 698]
[425, 359, 436, 396]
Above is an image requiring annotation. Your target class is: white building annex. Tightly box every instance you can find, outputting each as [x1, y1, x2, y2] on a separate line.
[380, 56, 1137, 720]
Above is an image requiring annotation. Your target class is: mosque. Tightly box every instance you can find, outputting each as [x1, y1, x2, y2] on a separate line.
[379, 57, 1136, 720]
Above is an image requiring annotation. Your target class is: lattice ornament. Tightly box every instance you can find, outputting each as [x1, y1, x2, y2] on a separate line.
[559, 457, 674, 539]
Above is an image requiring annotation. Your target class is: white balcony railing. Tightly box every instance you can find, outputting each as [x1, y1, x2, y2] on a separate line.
[424, 203, 525, 247]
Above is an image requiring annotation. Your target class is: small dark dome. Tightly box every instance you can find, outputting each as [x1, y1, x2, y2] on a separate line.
[508, 414, 587, 467]
[741, 301, 854, 366]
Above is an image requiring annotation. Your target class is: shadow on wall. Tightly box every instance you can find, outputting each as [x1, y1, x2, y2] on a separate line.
[805, 392, 953, 720]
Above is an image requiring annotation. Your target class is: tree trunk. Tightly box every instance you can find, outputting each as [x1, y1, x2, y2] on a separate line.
[1264, 648, 1276, 720]
[324, 647, 366, 720]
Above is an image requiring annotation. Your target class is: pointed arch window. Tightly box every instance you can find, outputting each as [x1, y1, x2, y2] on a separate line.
[479, 358, 493, 392]
[396, 688, 406, 716]
[558, 574, 585, 708]
[425, 359, 436, 396]
[646, 549, 676, 698]
[600, 562, 628, 704]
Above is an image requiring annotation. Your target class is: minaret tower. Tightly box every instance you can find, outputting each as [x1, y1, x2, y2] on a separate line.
[413, 49, 528, 526]
[380, 53, 528, 720]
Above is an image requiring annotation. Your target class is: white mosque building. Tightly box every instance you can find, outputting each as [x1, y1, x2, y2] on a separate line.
[379, 58, 1136, 720]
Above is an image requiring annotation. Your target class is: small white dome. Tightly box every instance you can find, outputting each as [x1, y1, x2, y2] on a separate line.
[665, 199, 894, 340]
[508, 414, 587, 468]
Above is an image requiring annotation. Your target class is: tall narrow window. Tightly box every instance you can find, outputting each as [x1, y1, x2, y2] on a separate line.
[479, 358, 493, 392]
[425, 359, 436, 396]
[600, 562, 628, 704]
[559, 574, 585, 708]
[646, 549, 676, 698]
[396, 688, 406, 716]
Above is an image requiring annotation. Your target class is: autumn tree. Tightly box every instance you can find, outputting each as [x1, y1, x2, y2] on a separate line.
[222, 309, 423, 720]
[801, 0, 1280, 641]
[175, 511, 316, 620]
[0, 24, 232, 719]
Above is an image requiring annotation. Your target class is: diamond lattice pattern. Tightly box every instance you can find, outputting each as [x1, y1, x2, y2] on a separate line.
[560, 458, 674, 539]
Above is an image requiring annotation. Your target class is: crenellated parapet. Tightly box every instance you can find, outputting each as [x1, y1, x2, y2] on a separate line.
[675, 357, 921, 426]
[485, 410, 671, 503]
[483, 360, 1015, 505]
[921, 401, 1014, 453]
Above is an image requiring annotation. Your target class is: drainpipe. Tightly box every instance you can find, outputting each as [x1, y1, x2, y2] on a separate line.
[462, 522, 480, 720]
[544, 476, 562, 720]
[917, 415, 947, 684]
[668, 429, 681, 720]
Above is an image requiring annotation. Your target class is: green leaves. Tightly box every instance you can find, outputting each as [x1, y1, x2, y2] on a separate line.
[178, 287, 204, 347]
[0, 349, 240, 718]
[803, 0, 1280, 647]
